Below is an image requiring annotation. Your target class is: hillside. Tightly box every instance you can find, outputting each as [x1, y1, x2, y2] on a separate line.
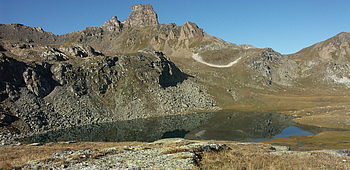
[1, 4, 350, 145]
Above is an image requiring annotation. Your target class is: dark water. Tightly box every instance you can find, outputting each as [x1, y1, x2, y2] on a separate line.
[20, 110, 337, 143]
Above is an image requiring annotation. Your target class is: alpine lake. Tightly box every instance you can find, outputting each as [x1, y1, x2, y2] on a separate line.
[20, 110, 343, 144]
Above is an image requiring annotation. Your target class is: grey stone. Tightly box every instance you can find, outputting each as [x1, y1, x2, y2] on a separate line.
[270, 145, 291, 151]
[314, 149, 350, 157]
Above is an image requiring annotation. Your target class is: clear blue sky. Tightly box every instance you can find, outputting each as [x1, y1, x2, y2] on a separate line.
[1, 0, 349, 54]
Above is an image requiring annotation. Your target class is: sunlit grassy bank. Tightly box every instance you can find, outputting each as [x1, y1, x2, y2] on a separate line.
[1, 136, 349, 169]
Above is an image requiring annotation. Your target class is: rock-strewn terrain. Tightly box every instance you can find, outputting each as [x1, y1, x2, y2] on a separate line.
[15, 138, 350, 170]
[20, 139, 229, 170]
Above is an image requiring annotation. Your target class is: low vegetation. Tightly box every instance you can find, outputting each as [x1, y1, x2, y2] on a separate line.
[0, 141, 142, 169]
[261, 131, 350, 150]
[1, 139, 349, 169]
[199, 142, 349, 169]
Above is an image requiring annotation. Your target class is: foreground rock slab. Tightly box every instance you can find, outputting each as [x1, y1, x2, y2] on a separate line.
[21, 138, 229, 169]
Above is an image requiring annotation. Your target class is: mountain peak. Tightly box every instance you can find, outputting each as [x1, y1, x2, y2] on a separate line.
[180, 21, 205, 38]
[122, 4, 159, 28]
[332, 31, 350, 42]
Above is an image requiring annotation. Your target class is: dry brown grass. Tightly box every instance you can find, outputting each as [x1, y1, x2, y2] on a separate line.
[199, 48, 242, 65]
[0, 140, 197, 169]
[198, 142, 350, 170]
[0, 141, 143, 169]
[294, 115, 350, 129]
[1, 140, 349, 169]
[261, 131, 350, 151]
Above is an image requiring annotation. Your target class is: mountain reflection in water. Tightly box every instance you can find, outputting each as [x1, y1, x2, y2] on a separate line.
[21, 110, 334, 143]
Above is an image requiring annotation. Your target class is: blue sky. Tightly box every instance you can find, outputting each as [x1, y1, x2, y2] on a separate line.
[1, 0, 349, 54]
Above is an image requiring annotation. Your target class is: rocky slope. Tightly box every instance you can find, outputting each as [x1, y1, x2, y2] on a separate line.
[1, 4, 350, 144]
[289, 32, 350, 88]
[0, 30, 218, 144]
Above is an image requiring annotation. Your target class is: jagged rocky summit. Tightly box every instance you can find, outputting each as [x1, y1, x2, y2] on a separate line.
[0, 4, 209, 56]
[101, 4, 158, 31]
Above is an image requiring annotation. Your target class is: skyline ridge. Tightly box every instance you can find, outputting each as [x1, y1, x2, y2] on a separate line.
[2, 1, 350, 54]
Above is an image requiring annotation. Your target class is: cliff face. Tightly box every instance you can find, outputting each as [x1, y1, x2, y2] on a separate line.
[100, 4, 158, 32]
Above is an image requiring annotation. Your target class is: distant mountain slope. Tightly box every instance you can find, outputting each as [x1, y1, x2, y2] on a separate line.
[292, 32, 350, 62]
[286, 32, 350, 88]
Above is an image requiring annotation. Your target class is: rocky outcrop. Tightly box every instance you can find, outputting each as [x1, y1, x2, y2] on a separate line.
[22, 64, 54, 97]
[324, 61, 350, 88]
[0, 53, 26, 101]
[122, 4, 159, 28]
[100, 4, 159, 32]
[180, 21, 205, 39]
[101, 16, 121, 32]
[247, 48, 298, 86]
[58, 44, 103, 58]
[150, 21, 206, 47]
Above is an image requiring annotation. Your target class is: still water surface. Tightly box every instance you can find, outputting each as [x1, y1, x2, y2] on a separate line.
[21, 110, 336, 143]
